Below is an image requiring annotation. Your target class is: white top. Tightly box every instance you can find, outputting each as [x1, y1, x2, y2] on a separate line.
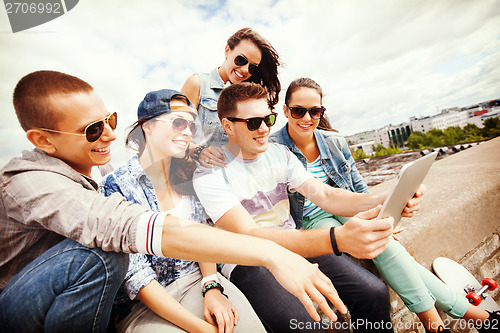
[193, 143, 311, 277]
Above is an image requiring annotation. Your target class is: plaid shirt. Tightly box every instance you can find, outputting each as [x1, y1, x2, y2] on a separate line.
[0, 148, 156, 292]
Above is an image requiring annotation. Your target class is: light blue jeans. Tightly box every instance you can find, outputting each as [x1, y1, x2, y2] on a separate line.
[303, 210, 469, 318]
[0, 238, 129, 332]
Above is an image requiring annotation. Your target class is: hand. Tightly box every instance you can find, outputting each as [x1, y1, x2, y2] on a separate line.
[199, 146, 226, 168]
[203, 288, 238, 333]
[266, 246, 348, 323]
[392, 225, 405, 241]
[335, 205, 394, 259]
[401, 184, 426, 218]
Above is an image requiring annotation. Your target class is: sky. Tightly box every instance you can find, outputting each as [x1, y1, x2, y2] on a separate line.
[1, 0, 499, 168]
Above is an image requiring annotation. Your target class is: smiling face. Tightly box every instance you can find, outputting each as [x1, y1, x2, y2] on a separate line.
[142, 99, 195, 161]
[284, 87, 322, 140]
[220, 39, 262, 84]
[44, 90, 117, 176]
[224, 98, 272, 160]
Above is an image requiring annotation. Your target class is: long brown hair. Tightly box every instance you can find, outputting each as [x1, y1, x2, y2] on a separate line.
[227, 28, 281, 108]
[284, 77, 337, 132]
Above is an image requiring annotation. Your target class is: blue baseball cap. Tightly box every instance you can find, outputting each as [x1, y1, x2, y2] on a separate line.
[137, 89, 196, 120]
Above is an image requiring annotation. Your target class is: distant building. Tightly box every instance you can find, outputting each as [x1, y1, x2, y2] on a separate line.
[345, 96, 500, 148]
[349, 140, 376, 156]
[410, 111, 468, 132]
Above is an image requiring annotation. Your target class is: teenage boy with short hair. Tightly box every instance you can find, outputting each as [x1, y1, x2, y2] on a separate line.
[192, 82, 426, 332]
[0, 70, 343, 332]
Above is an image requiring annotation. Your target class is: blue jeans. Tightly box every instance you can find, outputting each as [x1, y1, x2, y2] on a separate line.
[0, 238, 129, 333]
[230, 254, 393, 333]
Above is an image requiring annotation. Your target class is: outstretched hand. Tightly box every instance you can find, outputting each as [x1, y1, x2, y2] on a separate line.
[266, 246, 348, 323]
[335, 205, 394, 259]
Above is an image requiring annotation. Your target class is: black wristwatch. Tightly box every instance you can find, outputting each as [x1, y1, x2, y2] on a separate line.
[193, 144, 207, 162]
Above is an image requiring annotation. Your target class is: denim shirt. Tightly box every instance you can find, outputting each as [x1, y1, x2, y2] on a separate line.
[192, 67, 229, 147]
[269, 125, 368, 228]
[100, 155, 203, 300]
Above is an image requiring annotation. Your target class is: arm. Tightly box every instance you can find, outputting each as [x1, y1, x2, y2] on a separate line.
[216, 205, 333, 258]
[180, 74, 201, 110]
[180, 75, 226, 168]
[199, 263, 238, 332]
[341, 144, 369, 193]
[159, 218, 346, 322]
[136, 280, 217, 333]
[296, 176, 385, 217]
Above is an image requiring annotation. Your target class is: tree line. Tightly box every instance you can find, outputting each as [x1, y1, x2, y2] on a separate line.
[352, 117, 500, 160]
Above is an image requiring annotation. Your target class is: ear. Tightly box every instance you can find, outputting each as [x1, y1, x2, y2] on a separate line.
[224, 45, 230, 58]
[221, 118, 233, 136]
[283, 104, 290, 119]
[141, 121, 154, 136]
[26, 129, 56, 154]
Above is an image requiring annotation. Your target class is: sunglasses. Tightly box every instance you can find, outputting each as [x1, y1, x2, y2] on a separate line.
[286, 106, 326, 119]
[234, 55, 259, 75]
[40, 112, 118, 142]
[226, 113, 277, 131]
[156, 117, 197, 135]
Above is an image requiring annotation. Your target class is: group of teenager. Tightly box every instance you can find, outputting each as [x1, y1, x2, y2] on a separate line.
[0, 27, 498, 333]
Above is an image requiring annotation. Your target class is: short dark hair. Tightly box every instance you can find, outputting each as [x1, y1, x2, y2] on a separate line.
[217, 82, 270, 121]
[13, 70, 93, 132]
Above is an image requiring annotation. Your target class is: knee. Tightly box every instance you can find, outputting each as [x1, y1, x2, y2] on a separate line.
[364, 278, 391, 307]
[71, 248, 129, 287]
[92, 250, 129, 282]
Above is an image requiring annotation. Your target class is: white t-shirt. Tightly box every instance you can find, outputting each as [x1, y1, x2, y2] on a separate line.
[193, 143, 311, 229]
[193, 143, 312, 277]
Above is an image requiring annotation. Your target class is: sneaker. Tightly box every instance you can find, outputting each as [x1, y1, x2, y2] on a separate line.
[476, 310, 500, 333]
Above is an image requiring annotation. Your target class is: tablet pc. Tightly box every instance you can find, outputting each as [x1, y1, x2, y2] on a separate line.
[377, 151, 437, 225]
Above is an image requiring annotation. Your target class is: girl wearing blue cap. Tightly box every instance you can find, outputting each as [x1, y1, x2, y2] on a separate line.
[101, 89, 264, 333]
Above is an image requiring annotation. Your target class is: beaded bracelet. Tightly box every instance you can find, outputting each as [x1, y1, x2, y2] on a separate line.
[329, 227, 343, 256]
[193, 144, 207, 162]
[201, 282, 228, 298]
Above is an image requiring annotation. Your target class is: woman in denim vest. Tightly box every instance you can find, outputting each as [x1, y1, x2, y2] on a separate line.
[181, 27, 281, 168]
[101, 89, 264, 333]
[269, 78, 495, 333]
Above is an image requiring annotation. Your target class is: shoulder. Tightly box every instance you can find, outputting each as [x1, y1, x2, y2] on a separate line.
[183, 73, 201, 88]
[317, 129, 348, 147]
[266, 143, 293, 161]
[100, 159, 138, 192]
[268, 130, 281, 143]
[181, 74, 201, 105]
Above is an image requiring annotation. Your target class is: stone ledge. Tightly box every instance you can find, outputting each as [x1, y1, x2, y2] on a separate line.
[354, 137, 500, 333]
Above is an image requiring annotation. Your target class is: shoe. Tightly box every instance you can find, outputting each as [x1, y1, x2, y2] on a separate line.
[425, 325, 451, 333]
[476, 310, 499, 333]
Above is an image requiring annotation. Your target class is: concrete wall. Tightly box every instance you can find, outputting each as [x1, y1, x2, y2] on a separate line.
[366, 136, 500, 332]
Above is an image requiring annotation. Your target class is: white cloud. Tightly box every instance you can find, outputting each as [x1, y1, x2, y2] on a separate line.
[1, 0, 499, 167]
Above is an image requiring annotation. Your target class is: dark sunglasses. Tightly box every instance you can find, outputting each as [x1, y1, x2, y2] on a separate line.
[234, 55, 259, 75]
[286, 106, 326, 119]
[40, 112, 118, 142]
[226, 113, 277, 131]
[156, 117, 197, 135]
